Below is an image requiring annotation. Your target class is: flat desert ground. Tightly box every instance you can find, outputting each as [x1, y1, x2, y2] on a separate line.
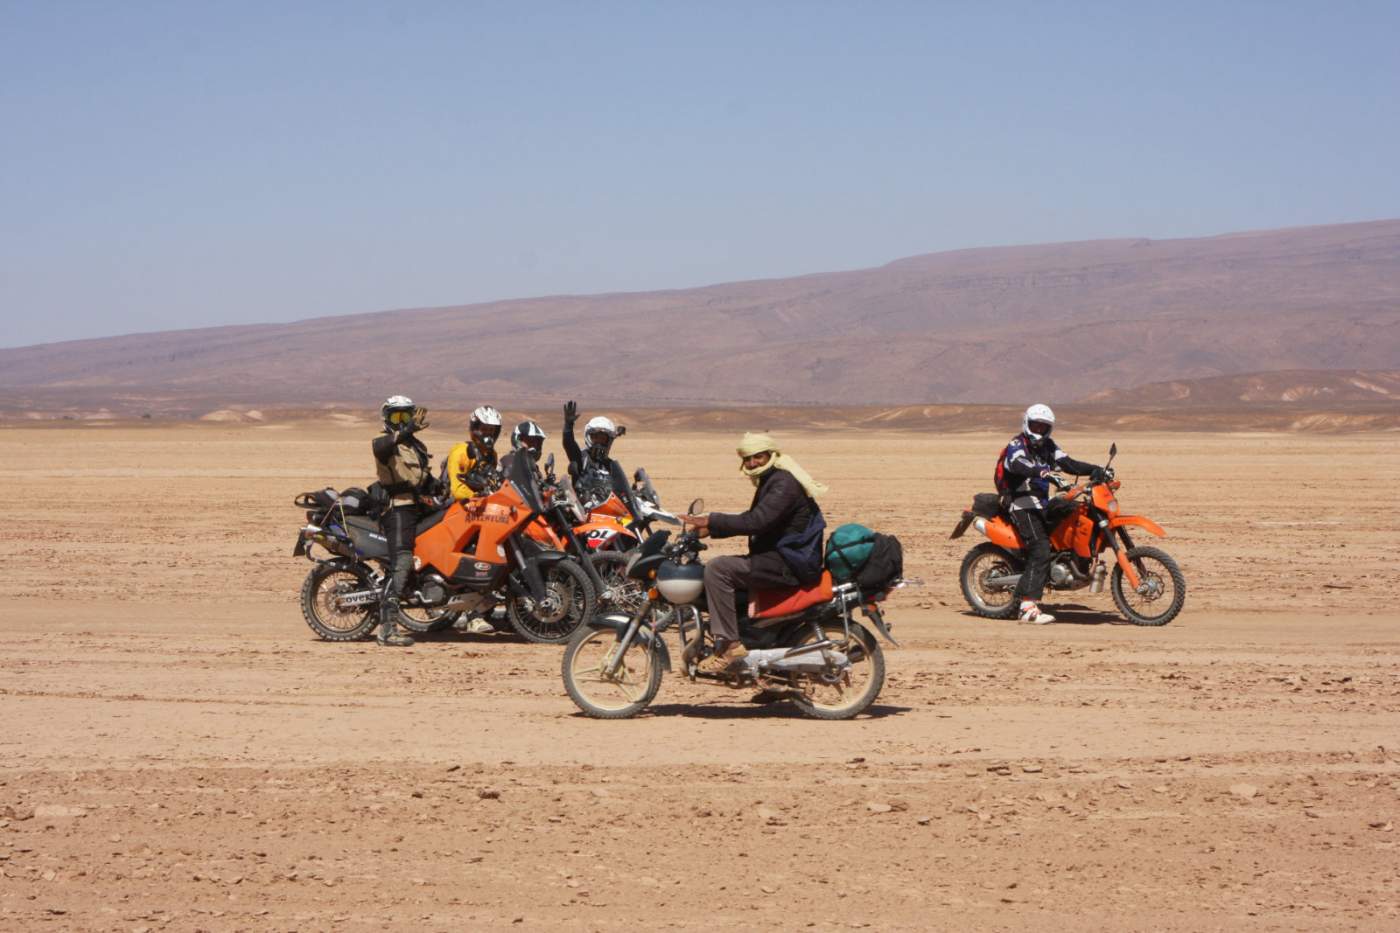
[2, 422, 1398, 931]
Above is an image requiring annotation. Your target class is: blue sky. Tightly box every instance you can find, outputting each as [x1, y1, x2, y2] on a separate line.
[2, 1, 1397, 347]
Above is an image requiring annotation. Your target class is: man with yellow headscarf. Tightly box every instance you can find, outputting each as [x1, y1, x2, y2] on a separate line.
[682, 432, 827, 674]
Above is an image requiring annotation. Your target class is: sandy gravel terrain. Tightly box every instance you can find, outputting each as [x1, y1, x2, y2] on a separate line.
[2, 423, 1398, 930]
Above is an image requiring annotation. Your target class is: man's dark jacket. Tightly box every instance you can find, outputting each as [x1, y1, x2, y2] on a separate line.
[708, 469, 822, 589]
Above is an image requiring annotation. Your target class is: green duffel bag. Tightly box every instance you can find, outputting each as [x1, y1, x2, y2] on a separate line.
[825, 523, 877, 582]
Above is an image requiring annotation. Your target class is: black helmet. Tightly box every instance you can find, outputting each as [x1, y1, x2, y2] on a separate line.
[511, 419, 547, 461]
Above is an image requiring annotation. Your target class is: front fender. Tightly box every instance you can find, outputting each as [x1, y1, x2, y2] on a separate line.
[1110, 515, 1166, 537]
[587, 613, 673, 672]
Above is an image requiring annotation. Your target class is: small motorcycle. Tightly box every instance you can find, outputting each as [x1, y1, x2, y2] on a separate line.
[950, 443, 1186, 626]
[295, 454, 597, 644]
[561, 500, 899, 720]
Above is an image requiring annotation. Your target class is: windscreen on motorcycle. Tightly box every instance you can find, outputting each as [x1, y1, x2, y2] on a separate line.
[596, 460, 642, 522]
[507, 448, 547, 515]
[632, 467, 660, 507]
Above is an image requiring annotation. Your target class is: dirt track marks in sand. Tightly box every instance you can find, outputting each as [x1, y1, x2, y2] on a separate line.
[2, 425, 1400, 929]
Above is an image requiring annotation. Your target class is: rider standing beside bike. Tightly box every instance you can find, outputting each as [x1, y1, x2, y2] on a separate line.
[372, 396, 434, 648]
[1002, 404, 1104, 625]
[683, 432, 827, 674]
[444, 406, 503, 501]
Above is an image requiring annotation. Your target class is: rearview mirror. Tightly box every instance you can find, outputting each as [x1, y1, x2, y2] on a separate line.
[545, 452, 555, 472]
[616, 425, 627, 437]
[688, 498, 705, 515]
[1107, 442, 1118, 465]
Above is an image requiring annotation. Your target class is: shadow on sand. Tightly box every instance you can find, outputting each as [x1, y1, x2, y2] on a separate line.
[576, 701, 912, 721]
[958, 605, 1132, 626]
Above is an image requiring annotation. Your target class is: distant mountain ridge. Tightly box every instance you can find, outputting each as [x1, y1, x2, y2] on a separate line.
[1084, 369, 1400, 406]
[2, 219, 1398, 415]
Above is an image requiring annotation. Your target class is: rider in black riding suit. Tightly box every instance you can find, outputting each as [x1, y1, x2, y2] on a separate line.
[371, 396, 435, 647]
[561, 401, 639, 518]
[1002, 403, 1103, 625]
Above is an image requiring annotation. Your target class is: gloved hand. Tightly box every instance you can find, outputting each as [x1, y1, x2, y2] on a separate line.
[563, 400, 578, 428]
[1090, 466, 1108, 483]
[411, 406, 430, 432]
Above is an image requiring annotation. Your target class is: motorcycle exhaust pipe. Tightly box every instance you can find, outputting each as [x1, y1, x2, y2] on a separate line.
[781, 639, 834, 659]
[984, 572, 1020, 592]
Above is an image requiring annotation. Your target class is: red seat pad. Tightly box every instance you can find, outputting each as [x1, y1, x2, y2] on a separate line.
[749, 571, 834, 619]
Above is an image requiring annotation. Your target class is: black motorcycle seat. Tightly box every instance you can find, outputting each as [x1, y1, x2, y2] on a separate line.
[971, 493, 1004, 519]
[416, 507, 450, 536]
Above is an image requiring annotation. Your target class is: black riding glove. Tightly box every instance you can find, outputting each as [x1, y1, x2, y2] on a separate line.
[563, 400, 578, 429]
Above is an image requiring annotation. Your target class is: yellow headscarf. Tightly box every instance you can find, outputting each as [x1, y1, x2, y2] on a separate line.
[736, 432, 828, 498]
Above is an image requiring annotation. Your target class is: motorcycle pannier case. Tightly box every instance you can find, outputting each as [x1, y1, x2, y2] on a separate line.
[825, 523, 877, 582]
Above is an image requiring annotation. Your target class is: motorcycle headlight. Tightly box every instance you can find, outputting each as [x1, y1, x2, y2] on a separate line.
[1107, 499, 1119, 516]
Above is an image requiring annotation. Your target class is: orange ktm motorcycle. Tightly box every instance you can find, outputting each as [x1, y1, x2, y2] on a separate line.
[525, 460, 680, 613]
[296, 454, 596, 644]
[950, 444, 1186, 626]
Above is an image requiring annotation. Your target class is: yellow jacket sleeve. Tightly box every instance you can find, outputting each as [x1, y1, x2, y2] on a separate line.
[446, 442, 479, 501]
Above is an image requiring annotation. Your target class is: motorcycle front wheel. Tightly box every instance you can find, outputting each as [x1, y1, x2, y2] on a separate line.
[300, 560, 378, 642]
[561, 623, 664, 719]
[1111, 546, 1186, 626]
[505, 559, 596, 644]
[589, 550, 649, 616]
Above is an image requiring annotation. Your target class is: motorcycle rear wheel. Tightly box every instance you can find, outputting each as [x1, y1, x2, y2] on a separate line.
[397, 606, 462, 634]
[959, 543, 1021, 619]
[506, 559, 596, 644]
[789, 621, 885, 721]
[562, 624, 663, 719]
[300, 560, 378, 642]
[1111, 546, 1186, 626]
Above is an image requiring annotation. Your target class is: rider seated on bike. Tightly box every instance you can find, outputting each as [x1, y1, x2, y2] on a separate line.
[561, 400, 640, 517]
[499, 419, 548, 477]
[445, 406, 503, 501]
[682, 432, 827, 674]
[1003, 403, 1104, 625]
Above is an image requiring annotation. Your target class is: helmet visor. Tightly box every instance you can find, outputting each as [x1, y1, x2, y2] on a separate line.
[586, 430, 613, 448]
[1028, 419, 1053, 437]
[522, 435, 544, 453]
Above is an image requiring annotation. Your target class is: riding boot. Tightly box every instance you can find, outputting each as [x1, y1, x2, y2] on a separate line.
[377, 598, 415, 647]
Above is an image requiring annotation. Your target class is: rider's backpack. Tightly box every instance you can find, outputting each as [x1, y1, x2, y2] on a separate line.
[825, 523, 877, 583]
[993, 443, 1012, 496]
[855, 533, 903, 594]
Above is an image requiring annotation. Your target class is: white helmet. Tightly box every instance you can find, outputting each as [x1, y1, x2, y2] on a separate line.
[583, 415, 619, 458]
[470, 405, 502, 447]
[381, 395, 416, 433]
[1022, 403, 1055, 442]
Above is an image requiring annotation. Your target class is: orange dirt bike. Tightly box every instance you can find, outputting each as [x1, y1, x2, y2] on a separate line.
[949, 443, 1186, 626]
[561, 499, 899, 720]
[295, 454, 597, 644]
[526, 457, 680, 614]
